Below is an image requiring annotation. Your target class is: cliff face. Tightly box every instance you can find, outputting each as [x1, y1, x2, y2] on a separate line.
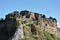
[16, 10, 57, 34]
[0, 10, 58, 40]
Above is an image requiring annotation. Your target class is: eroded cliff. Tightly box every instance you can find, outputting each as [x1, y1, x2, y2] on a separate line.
[0, 10, 59, 40]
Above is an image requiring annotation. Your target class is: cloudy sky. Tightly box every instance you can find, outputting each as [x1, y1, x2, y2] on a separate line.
[0, 0, 60, 27]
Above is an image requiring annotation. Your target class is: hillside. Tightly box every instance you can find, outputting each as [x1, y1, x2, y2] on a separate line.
[0, 10, 60, 40]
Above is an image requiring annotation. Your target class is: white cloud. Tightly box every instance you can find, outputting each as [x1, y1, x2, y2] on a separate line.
[57, 22, 60, 28]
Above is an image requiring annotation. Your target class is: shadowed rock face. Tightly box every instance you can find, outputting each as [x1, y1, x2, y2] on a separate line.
[0, 19, 17, 40]
[0, 24, 8, 40]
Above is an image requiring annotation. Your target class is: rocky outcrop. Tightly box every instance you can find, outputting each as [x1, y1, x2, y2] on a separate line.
[0, 10, 58, 40]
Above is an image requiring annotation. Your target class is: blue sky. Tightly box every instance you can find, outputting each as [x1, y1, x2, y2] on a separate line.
[0, 0, 60, 27]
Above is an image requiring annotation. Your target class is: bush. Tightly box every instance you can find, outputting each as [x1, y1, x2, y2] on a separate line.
[49, 16, 53, 19]
[42, 15, 46, 18]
